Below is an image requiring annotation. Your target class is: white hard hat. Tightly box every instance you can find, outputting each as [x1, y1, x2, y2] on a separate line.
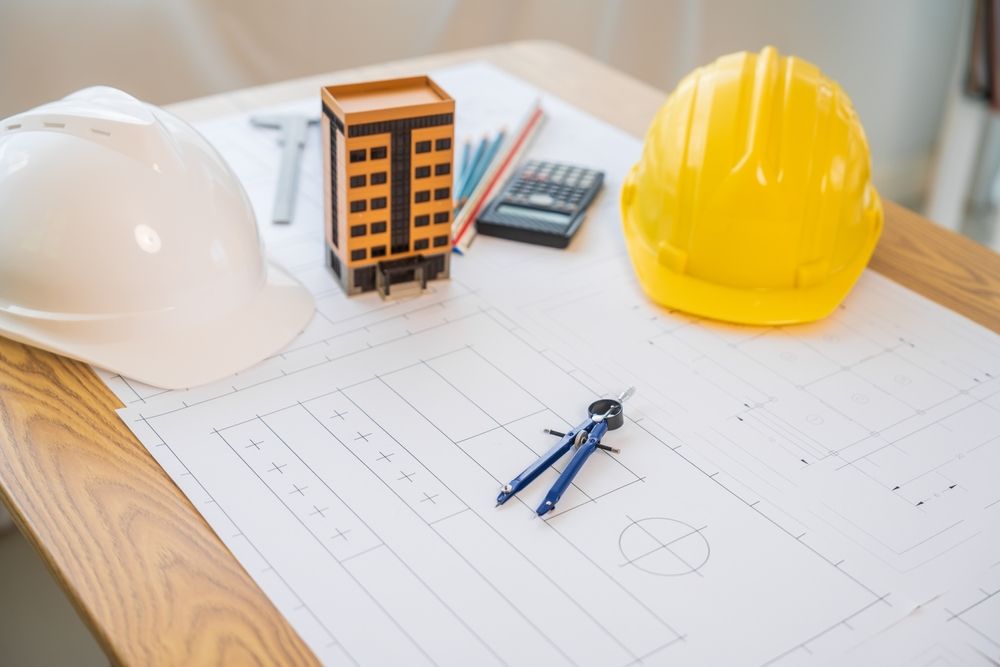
[0, 87, 314, 389]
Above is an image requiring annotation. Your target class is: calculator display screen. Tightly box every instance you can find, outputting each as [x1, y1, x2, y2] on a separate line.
[496, 204, 573, 227]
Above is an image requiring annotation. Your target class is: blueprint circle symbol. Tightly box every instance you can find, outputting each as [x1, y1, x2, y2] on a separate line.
[619, 518, 710, 576]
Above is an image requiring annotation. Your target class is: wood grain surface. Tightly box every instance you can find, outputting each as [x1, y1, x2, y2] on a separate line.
[872, 201, 1000, 332]
[1, 40, 998, 666]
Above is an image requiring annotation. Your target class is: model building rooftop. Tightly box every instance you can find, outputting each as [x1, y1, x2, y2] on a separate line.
[322, 76, 452, 116]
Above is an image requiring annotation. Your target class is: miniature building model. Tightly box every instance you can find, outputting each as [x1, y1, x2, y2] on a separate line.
[321, 76, 454, 296]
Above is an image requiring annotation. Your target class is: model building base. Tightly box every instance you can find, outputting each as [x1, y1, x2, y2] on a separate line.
[328, 249, 450, 297]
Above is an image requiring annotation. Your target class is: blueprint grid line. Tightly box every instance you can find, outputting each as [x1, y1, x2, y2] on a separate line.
[364, 373, 685, 647]
[211, 427, 435, 664]
[418, 358, 624, 501]
[817, 505, 984, 574]
[623, 515, 705, 579]
[542, 477, 649, 525]
[833, 386, 1000, 468]
[949, 617, 1000, 651]
[263, 289, 477, 362]
[474, 307, 902, 603]
[252, 416, 509, 666]
[309, 392, 581, 663]
[760, 593, 893, 666]
[134, 308, 487, 422]
[619, 523, 709, 569]
[106, 62, 1000, 665]
[304, 390, 624, 664]
[348, 366, 686, 644]
[463, 321, 657, 484]
[136, 415, 353, 663]
[946, 587, 1000, 620]
[627, 417, 891, 603]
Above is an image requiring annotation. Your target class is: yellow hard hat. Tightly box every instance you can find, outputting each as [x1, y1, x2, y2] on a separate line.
[621, 46, 883, 325]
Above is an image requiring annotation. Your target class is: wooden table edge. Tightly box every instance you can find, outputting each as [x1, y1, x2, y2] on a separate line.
[1, 39, 999, 666]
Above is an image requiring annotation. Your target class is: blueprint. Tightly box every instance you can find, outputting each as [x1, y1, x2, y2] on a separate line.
[99, 62, 1000, 665]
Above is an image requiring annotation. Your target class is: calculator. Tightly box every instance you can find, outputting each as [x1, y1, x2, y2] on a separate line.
[476, 160, 604, 248]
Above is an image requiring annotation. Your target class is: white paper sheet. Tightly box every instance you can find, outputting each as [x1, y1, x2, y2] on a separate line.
[102, 62, 1000, 666]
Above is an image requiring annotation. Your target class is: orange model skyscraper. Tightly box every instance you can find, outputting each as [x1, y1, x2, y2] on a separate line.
[321, 76, 454, 296]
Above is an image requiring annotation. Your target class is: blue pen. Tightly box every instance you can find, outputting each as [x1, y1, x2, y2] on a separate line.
[456, 136, 488, 203]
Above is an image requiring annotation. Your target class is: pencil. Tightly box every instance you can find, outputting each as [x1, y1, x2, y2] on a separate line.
[452, 100, 545, 251]
[459, 139, 471, 185]
[458, 130, 505, 208]
[456, 136, 488, 204]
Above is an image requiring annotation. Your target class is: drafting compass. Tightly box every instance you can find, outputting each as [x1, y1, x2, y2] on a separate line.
[496, 387, 634, 516]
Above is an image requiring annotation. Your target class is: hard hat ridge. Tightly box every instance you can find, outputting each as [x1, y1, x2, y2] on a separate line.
[621, 46, 882, 325]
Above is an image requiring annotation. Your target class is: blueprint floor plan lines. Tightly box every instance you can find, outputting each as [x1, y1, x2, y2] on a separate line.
[617, 517, 711, 577]
[944, 584, 1000, 653]
[107, 62, 999, 664]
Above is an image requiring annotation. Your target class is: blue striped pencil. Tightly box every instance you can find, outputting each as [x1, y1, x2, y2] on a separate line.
[459, 131, 505, 206]
[456, 136, 488, 205]
[459, 139, 471, 185]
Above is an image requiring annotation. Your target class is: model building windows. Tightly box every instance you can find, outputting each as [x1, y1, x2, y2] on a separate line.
[322, 76, 453, 296]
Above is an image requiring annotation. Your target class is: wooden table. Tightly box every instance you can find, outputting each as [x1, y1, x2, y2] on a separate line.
[2, 41, 999, 666]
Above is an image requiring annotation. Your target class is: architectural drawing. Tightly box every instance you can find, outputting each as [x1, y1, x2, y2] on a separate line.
[99, 63, 1000, 665]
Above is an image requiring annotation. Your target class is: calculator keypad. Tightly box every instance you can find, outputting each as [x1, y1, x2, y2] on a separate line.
[476, 159, 605, 248]
[506, 160, 601, 213]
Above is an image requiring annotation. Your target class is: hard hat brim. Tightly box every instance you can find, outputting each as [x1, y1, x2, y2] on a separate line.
[624, 240, 873, 325]
[0, 261, 315, 389]
[621, 189, 883, 326]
